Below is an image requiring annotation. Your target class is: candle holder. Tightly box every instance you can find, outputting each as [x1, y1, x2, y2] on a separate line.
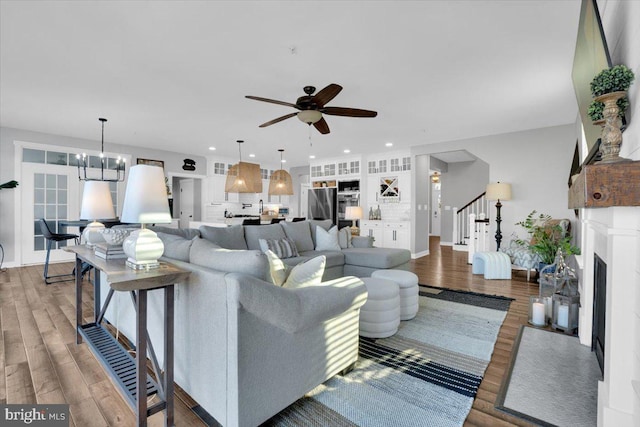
[551, 294, 580, 335]
[528, 296, 547, 327]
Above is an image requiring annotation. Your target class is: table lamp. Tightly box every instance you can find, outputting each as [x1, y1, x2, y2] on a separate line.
[485, 182, 512, 251]
[79, 181, 116, 247]
[345, 206, 363, 236]
[120, 165, 172, 269]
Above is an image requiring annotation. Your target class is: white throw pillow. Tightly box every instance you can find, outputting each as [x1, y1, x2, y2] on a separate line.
[265, 249, 290, 286]
[283, 255, 326, 288]
[315, 225, 341, 251]
[264, 250, 326, 288]
[338, 226, 352, 249]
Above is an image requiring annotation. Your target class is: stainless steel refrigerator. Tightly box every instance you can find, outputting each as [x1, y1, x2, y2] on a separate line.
[308, 188, 337, 224]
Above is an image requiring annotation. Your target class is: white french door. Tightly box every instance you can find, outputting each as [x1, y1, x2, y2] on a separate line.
[20, 162, 81, 265]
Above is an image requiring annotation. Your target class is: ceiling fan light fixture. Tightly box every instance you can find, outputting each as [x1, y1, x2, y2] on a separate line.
[297, 110, 322, 125]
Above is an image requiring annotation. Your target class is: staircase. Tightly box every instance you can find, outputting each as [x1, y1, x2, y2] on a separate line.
[452, 192, 490, 263]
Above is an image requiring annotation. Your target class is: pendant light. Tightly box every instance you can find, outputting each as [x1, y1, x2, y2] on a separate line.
[76, 118, 126, 182]
[268, 149, 293, 196]
[225, 140, 262, 193]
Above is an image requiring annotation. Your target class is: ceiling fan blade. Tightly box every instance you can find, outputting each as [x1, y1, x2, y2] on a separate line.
[313, 117, 330, 134]
[259, 112, 297, 128]
[246, 95, 299, 109]
[322, 106, 378, 117]
[312, 84, 343, 107]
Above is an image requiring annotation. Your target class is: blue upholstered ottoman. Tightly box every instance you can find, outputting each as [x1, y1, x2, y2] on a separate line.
[472, 251, 512, 280]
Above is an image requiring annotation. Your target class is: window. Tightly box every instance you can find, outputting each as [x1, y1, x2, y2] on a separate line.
[34, 173, 70, 251]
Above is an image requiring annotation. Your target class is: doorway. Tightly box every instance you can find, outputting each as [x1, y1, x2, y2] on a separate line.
[431, 181, 441, 236]
[177, 178, 194, 228]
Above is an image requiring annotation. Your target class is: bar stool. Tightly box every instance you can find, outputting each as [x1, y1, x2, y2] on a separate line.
[39, 219, 80, 285]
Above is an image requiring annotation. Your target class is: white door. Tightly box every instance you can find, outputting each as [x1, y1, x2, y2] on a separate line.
[299, 183, 310, 219]
[21, 162, 81, 265]
[178, 179, 194, 228]
[431, 182, 441, 236]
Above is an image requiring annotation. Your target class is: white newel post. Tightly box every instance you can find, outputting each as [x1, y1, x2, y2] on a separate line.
[579, 206, 640, 427]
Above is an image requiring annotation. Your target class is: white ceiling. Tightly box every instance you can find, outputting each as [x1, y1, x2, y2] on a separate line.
[0, 1, 581, 167]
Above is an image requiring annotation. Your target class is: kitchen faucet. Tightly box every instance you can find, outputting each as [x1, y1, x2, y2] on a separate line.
[259, 199, 264, 215]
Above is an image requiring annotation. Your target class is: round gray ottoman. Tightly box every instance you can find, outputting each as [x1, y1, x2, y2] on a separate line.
[371, 270, 419, 320]
[359, 277, 400, 338]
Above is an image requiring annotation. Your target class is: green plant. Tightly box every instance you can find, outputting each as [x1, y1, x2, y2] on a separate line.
[0, 180, 18, 190]
[515, 211, 581, 265]
[587, 97, 629, 121]
[590, 64, 635, 97]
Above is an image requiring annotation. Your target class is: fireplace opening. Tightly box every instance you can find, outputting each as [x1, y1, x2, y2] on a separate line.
[592, 253, 606, 376]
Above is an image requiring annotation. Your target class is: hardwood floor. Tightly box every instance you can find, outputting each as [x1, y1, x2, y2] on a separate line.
[1, 237, 537, 426]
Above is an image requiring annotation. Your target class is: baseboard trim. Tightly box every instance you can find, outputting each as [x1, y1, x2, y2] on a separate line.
[440, 241, 453, 246]
[411, 250, 429, 259]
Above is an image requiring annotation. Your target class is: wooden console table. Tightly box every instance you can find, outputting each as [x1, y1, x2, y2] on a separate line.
[65, 246, 190, 427]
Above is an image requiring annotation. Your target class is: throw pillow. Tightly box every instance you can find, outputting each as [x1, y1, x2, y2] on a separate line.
[258, 237, 299, 258]
[264, 250, 326, 288]
[338, 226, 352, 249]
[200, 225, 247, 250]
[315, 226, 341, 251]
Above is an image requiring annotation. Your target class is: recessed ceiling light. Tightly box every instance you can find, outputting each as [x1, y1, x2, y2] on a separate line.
[249, 153, 256, 158]
[281, 159, 287, 163]
[209, 146, 216, 151]
[385, 142, 393, 147]
[344, 149, 351, 154]
[309, 155, 316, 159]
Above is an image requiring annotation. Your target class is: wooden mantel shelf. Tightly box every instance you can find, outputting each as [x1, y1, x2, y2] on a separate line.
[569, 160, 640, 208]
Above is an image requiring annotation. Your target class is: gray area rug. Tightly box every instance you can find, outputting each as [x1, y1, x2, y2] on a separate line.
[265, 286, 511, 427]
[496, 326, 601, 427]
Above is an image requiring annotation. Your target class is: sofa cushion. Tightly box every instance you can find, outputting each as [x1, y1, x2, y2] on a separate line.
[341, 247, 411, 269]
[284, 255, 326, 288]
[157, 232, 196, 262]
[309, 219, 333, 245]
[264, 250, 325, 288]
[200, 225, 248, 250]
[298, 250, 345, 269]
[338, 227, 352, 249]
[244, 223, 287, 251]
[258, 237, 299, 259]
[190, 238, 267, 280]
[150, 225, 201, 240]
[315, 226, 341, 251]
[281, 221, 314, 252]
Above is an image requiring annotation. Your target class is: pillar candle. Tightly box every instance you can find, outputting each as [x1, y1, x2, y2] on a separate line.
[531, 302, 545, 326]
[557, 304, 569, 328]
[543, 296, 552, 320]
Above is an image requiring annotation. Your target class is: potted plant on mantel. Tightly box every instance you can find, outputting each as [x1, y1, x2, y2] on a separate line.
[515, 211, 581, 273]
[589, 64, 635, 163]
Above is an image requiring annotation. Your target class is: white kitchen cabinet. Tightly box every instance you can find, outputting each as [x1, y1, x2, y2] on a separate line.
[209, 174, 239, 203]
[360, 220, 383, 245]
[383, 221, 410, 249]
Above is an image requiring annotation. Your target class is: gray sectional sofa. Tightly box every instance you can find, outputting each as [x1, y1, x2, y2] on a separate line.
[99, 220, 410, 426]
[197, 219, 411, 280]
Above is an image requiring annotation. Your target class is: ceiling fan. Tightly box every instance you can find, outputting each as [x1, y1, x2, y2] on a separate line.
[245, 84, 377, 134]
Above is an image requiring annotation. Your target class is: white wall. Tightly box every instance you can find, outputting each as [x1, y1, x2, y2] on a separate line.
[412, 124, 577, 250]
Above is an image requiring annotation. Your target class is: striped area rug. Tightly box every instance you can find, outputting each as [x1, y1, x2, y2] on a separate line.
[266, 286, 512, 427]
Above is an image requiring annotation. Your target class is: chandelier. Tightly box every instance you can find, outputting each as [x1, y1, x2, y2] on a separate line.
[77, 118, 126, 182]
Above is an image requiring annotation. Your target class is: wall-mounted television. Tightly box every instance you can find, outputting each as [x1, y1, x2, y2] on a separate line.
[571, 0, 616, 154]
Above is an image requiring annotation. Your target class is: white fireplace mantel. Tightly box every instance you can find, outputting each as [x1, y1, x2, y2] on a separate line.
[578, 206, 640, 427]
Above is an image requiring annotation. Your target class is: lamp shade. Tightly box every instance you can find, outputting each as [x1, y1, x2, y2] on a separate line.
[485, 182, 512, 201]
[225, 162, 263, 193]
[120, 165, 171, 224]
[268, 169, 294, 195]
[345, 206, 363, 220]
[80, 181, 116, 220]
